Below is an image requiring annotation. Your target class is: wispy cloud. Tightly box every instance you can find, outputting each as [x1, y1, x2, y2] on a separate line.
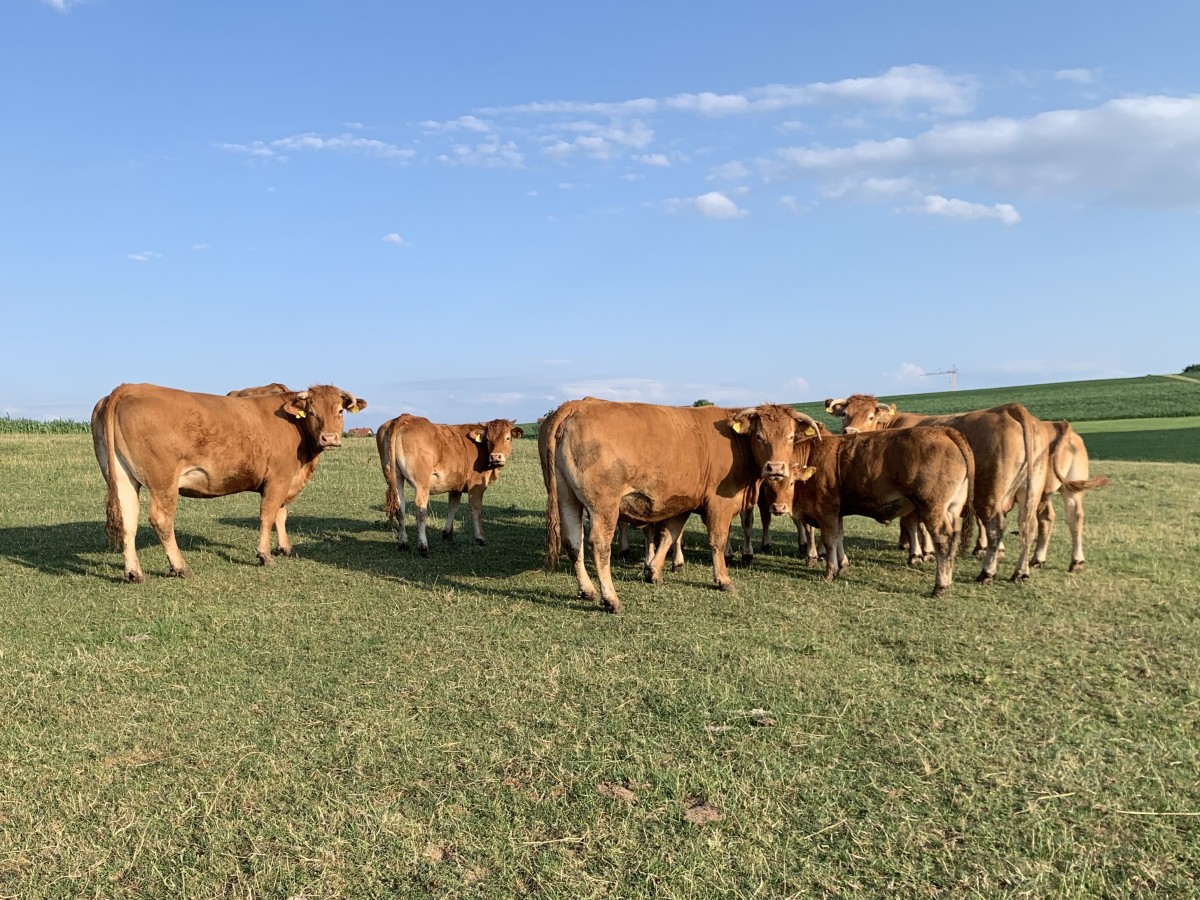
[192, 243, 211, 251]
[381, 233, 406, 245]
[1054, 68, 1098, 85]
[220, 132, 415, 162]
[127, 251, 162, 262]
[694, 191, 747, 220]
[772, 94, 1200, 210]
[39, 0, 84, 11]
[437, 140, 524, 168]
[920, 194, 1020, 225]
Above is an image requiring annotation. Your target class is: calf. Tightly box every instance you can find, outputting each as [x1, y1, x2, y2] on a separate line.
[1032, 420, 1110, 572]
[378, 415, 523, 556]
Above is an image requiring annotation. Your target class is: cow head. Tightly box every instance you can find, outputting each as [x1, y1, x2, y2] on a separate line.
[283, 386, 368, 449]
[763, 460, 818, 517]
[729, 404, 821, 482]
[469, 419, 524, 469]
[825, 394, 895, 434]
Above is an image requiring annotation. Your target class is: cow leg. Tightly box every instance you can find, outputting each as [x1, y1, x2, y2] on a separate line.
[975, 512, 1005, 584]
[929, 523, 957, 599]
[587, 509, 623, 613]
[442, 490, 462, 541]
[1063, 489, 1087, 573]
[558, 487, 597, 603]
[467, 485, 487, 546]
[112, 469, 145, 583]
[1008, 492, 1037, 583]
[704, 513, 736, 593]
[1032, 497, 1055, 568]
[148, 489, 191, 578]
[414, 484, 432, 557]
[903, 513, 924, 567]
[617, 522, 632, 561]
[645, 517, 685, 585]
[274, 505, 293, 556]
[740, 507, 754, 565]
[820, 519, 843, 582]
[672, 527, 685, 572]
[759, 495, 773, 551]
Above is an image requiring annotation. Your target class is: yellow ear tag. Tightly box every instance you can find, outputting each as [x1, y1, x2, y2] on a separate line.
[471, 434, 483, 443]
[797, 466, 817, 482]
[804, 427, 816, 436]
[731, 421, 742, 434]
[294, 410, 306, 419]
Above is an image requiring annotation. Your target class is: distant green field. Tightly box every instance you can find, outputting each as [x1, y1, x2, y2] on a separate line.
[1070, 417, 1200, 464]
[793, 374, 1200, 425]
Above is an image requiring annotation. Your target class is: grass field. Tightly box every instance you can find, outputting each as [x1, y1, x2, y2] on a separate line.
[1, 427, 1198, 898]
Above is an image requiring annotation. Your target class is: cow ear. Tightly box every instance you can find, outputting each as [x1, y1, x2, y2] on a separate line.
[825, 398, 846, 416]
[468, 430, 484, 443]
[729, 410, 755, 435]
[795, 466, 817, 482]
[349, 398, 368, 413]
[510, 426, 525, 440]
[283, 399, 307, 419]
[887, 403, 896, 415]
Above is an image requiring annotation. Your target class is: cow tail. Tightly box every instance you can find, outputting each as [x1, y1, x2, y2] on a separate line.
[544, 412, 566, 572]
[382, 420, 403, 523]
[1051, 425, 1111, 494]
[947, 427, 975, 555]
[102, 388, 125, 548]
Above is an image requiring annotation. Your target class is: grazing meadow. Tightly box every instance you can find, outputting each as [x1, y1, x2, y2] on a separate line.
[1, 376, 1198, 897]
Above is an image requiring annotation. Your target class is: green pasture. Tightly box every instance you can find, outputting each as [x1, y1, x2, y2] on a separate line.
[1, 425, 1198, 897]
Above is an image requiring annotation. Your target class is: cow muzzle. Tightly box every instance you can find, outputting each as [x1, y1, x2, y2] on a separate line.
[319, 432, 342, 448]
[771, 502, 791, 517]
[843, 427, 860, 435]
[762, 461, 789, 481]
[488, 454, 507, 468]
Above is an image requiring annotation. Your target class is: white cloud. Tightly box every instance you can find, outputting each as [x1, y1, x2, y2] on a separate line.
[634, 153, 671, 167]
[559, 378, 675, 403]
[475, 98, 658, 117]
[920, 194, 1020, 224]
[1054, 68, 1097, 85]
[192, 243, 211, 251]
[127, 251, 161, 262]
[381, 233, 406, 244]
[694, 191, 747, 219]
[773, 94, 1200, 209]
[893, 362, 927, 381]
[40, 0, 83, 10]
[666, 65, 975, 118]
[787, 376, 811, 394]
[709, 161, 750, 181]
[437, 140, 523, 168]
[420, 115, 493, 133]
[779, 195, 813, 214]
[822, 176, 918, 200]
[220, 132, 415, 162]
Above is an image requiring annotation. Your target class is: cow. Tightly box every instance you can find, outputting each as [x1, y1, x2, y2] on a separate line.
[543, 398, 820, 614]
[1032, 420, 1110, 572]
[377, 415, 523, 556]
[733, 404, 974, 597]
[824, 395, 1047, 584]
[92, 383, 367, 581]
[539, 400, 749, 575]
[227, 382, 291, 397]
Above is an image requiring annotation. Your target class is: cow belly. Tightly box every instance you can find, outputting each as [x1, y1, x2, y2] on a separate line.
[619, 491, 695, 524]
[178, 466, 258, 498]
[843, 494, 913, 524]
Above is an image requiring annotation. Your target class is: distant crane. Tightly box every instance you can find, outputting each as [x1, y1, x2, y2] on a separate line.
[922, 366, 959, 391]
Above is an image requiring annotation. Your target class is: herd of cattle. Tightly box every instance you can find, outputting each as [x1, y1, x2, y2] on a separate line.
[89, 382, 1109, 612]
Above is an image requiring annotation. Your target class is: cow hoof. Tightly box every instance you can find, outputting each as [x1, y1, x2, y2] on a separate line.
[742, 554, 754, 567]
[396, 542, 409, 553]
[1069, 560, 1085, 574]
[169, 565, 193, 579]
[618, 549, 631, 562]
[578, 587, 596, 602]
[475, 537, 487, 547]
[976, 572, 994, 585]
[931, 584, 950, 598]
[442, 530, 454, 542]
[908, 555, 924, 568]
[972, 546, 986, 558]
[1010, 571, 1029, 584]
[716, 580, 736, 593]
[276, 546, 294, 558]
[671, 562, 685, 573]
[418, 545, 430, 558]
[256, 552, 273, 567]
[1029, 559, 1044, 569]
[644, 570, 661, 586]
[125, 570, 145, 584]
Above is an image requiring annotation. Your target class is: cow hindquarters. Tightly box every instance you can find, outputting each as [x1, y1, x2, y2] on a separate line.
[555, 470, 598, 606]
[108, 458, 145, 582]
[148, 487, 191, 578]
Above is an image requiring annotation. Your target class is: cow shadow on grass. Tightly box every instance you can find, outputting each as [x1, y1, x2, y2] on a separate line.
[0, 522, 240, 582]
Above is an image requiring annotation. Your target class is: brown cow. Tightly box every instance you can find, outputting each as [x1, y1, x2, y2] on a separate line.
[543, 398, 787, 613]
[227, 382, 291, 397]
[539, 400, 747, 574]
[734, 404, 974, 596]
[824, 395, 1047, 584]
[1032, 421, 1110, 572]
[378, 415, 523, 555]
[92, 383, 367, 581]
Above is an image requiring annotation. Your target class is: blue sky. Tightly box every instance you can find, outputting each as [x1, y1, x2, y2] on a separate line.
[3, 0, 1198, 430]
